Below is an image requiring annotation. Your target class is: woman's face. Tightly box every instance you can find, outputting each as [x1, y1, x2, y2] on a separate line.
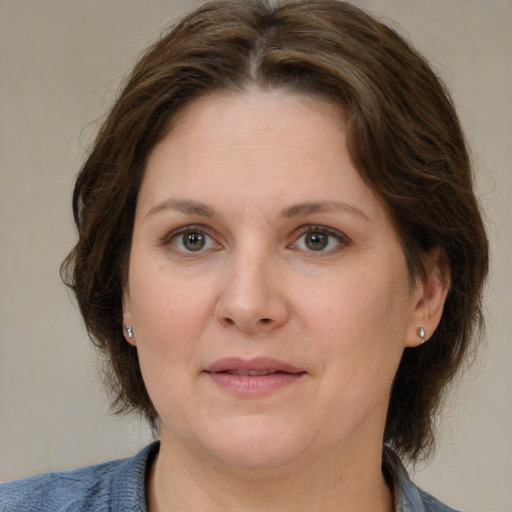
[123, 91, 426, 471]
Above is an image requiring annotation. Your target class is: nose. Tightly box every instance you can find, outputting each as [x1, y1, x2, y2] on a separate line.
[215, 247, 289, 334]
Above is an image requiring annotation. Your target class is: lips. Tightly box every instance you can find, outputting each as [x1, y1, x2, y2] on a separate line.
[204, 357, 306, 396]
[223, 369, 282, 376]
[205, 357, 305, 375]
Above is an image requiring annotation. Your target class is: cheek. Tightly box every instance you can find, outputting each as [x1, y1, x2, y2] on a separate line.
[127, 273, 216, 415]
[128, 269, 216, 360]
[303, 269, 410, 435]
[306, 261, 411, 378]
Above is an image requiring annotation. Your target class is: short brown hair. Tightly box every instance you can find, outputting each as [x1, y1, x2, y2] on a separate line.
[62, 0, 489, 462]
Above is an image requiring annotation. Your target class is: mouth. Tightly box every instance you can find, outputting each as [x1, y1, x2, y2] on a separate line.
[204, 357, 306, 396]
[221, 369, 289, 376]
[205, 357, 305, 376]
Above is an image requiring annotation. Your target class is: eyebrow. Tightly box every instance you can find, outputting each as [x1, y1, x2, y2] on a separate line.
[146, 198, 369, 221]
[146, 199, 215, 218]
[281, 201, 369, 221]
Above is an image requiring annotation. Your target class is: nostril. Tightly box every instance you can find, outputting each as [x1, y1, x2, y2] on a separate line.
[259, 318, 271, 324]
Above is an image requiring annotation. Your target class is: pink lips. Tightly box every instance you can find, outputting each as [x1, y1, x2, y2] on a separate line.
[204, 357, 305, 396]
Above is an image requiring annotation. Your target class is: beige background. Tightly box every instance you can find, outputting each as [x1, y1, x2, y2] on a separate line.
[1, 1, 510, 510]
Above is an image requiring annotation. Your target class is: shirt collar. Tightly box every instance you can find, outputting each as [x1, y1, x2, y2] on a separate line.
[119, 442, 431, 512]
[383, 446, 428, 512]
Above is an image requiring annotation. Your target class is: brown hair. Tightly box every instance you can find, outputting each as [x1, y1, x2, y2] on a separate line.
[61, 0, 489, 462]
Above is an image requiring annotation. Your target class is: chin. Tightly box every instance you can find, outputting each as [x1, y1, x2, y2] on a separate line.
[198, 416, 311, 471]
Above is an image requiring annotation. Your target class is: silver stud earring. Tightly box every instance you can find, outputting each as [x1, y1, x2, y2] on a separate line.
[125, 325, 134, 339]
[417, 327, 426, 344]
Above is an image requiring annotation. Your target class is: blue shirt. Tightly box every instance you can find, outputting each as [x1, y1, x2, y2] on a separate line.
[1, 442, 460, 511]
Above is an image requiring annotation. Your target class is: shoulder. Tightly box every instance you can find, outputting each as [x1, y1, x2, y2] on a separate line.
[1, 462, 122, 512]
[384, 448, 462, 512]
[0, 442, 159, 512]
[413, 487, 462, 512]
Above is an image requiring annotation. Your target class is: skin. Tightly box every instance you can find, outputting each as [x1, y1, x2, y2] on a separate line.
[123, 90, 449, 512]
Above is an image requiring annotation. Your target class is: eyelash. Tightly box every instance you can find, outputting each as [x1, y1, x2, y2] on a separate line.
[162, 224, 221, 256]
[289, 225, 352, 254]
[161, 224, 351, 256]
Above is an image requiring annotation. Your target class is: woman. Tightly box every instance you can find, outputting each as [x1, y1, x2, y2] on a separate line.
[1, 1, 488, 511]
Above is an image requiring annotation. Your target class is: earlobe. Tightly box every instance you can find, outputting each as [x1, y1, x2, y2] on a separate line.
[406, 248, 450, 348]
[122, 287, 136, 346]
[124, 324, 134, 340]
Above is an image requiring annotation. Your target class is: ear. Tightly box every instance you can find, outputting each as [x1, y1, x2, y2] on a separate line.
[405, 248, 450, 348]
[122, 286, 136, 346]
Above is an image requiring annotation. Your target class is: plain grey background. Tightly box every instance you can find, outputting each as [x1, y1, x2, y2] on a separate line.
[1, 1, 511, 510]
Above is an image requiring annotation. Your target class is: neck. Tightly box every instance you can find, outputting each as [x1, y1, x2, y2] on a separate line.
[147, 434, 393, 512]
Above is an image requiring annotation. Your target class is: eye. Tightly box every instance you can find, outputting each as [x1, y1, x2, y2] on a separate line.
[291, 226, 349, 253]
[303, 232, 330, 251]
[169, 228, 219, 253]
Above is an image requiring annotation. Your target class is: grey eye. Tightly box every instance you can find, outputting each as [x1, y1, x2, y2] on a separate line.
[182, 232, 206, 251]
[292, 227, 347, 253]
[170, 230, 217, 253]
[304, 232, 329, 251]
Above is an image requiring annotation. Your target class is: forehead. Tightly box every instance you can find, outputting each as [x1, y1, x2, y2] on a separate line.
[138, 90, 380, 221]
[154, 89, 345, 164]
